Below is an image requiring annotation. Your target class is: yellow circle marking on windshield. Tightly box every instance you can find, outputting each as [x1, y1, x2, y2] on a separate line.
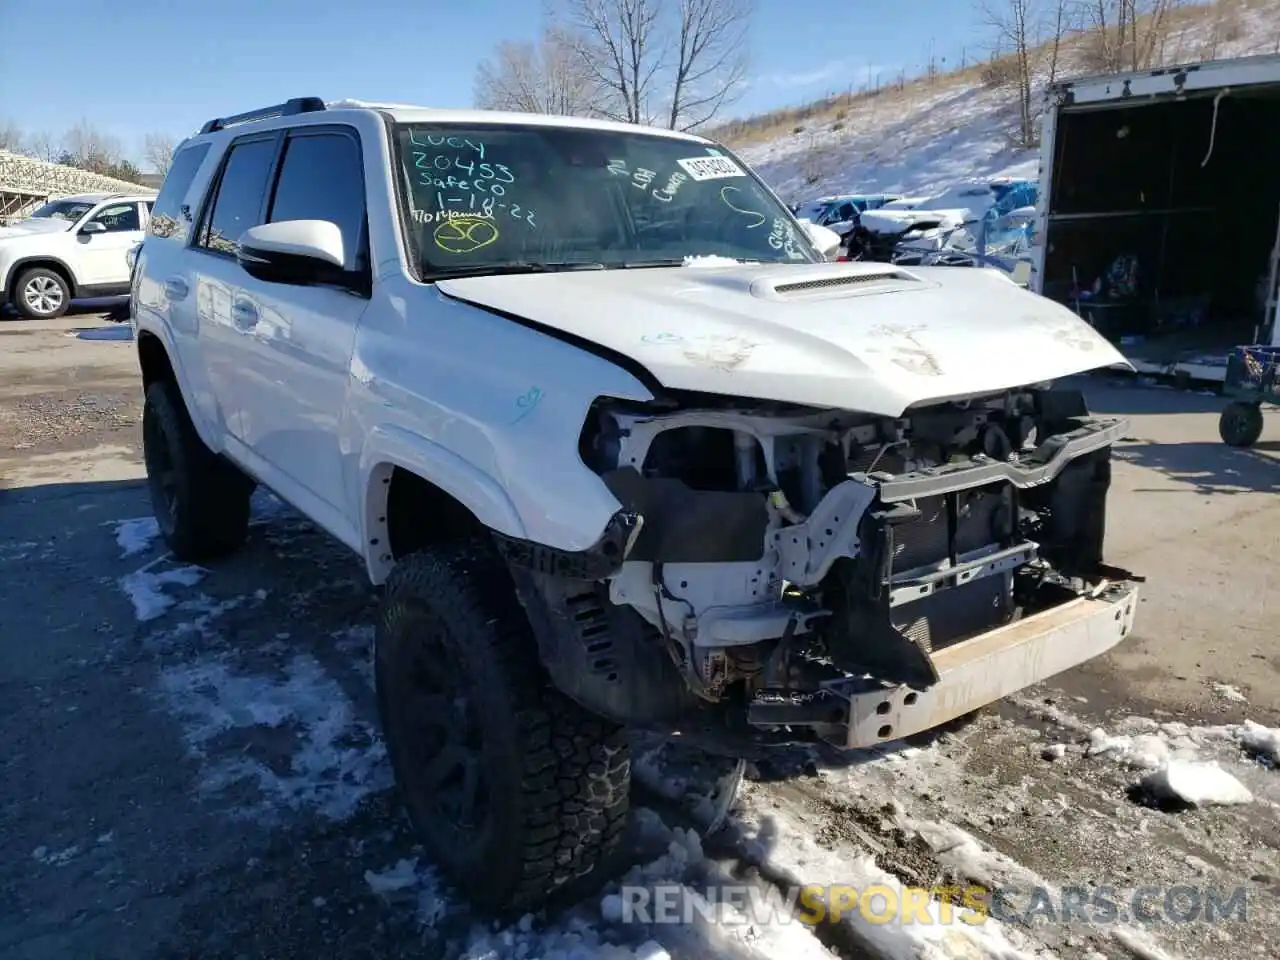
[434, 216, 499, 254]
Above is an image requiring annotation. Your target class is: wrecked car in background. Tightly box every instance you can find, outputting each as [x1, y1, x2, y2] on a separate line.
[853, 178, 1038, 266]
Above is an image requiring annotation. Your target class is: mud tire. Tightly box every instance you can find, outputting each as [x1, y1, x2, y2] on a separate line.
[142, 379, 253, 561]
[375, 542, 632, 915]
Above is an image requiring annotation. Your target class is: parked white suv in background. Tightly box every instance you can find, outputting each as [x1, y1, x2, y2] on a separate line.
[0, 193, 153, 319]
[132, 97, 1141, 916]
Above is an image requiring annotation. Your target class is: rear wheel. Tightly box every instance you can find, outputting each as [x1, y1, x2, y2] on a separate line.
[13, 267, 71, 320]
[1218, 401, 1263, 448]
[375, 542, 631, 915]
[142, 379, 253, 560]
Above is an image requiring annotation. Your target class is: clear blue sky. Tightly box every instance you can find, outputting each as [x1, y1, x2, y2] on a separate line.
[1, 0, 985, 168]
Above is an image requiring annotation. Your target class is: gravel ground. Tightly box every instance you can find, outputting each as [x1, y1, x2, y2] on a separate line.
[1, 306, 1278, 960]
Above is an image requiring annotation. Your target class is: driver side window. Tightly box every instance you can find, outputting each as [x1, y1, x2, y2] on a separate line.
[90, 203, 142, 233]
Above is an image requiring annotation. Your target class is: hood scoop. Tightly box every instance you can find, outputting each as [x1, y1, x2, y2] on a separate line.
[752, 267, 923, 301]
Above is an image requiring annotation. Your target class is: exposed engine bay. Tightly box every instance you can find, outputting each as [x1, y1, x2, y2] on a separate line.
[500, 384, 1134, 753]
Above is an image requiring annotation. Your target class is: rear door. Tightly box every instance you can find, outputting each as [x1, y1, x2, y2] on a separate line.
[187, 133, 281, 442]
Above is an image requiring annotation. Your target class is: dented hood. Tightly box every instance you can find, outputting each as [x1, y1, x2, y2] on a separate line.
[436, 261, 1128, 417]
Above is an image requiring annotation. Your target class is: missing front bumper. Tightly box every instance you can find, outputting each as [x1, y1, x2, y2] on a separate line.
[818, 580, 1139, 749]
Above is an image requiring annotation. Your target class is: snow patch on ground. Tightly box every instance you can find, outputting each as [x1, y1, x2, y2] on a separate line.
[31, 844, 80, 867]
[1210, 683, 1248, 704]
[1086, 715, 1280, 775]
[737, 800, 1043, 960]
[157, 652, 392, 822]
[1137, 761, 1253, 808]
[1238, 721, 1280, 765]
[118, 561, 205, 621]
[110, 516, 160, 558]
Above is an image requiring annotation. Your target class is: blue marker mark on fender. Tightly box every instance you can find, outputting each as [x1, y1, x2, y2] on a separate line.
[511, 386, 544, 424]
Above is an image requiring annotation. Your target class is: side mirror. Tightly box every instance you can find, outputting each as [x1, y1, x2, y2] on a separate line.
[798, 220, 842, 260]
[236, 220, 346, 286]
[81, 221, 107, 235]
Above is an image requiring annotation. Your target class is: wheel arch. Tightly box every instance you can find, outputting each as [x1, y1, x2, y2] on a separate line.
[6, 256, 80, 301]
[361, 425, 528, 585]
[136, 327, 176, 391]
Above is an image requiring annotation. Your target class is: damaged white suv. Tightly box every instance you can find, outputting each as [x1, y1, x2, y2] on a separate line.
[131, 97, 1141, 914]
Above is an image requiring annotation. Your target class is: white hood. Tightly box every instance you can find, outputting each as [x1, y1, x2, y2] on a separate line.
[0, 218, 74, 239]
[437, 261, 1127, 417]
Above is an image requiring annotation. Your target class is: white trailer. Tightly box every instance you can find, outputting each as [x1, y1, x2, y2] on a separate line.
[1028, 54, 1280, 382]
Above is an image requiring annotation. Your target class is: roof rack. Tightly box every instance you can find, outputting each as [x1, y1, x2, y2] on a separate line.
[199, 97, 327, 135]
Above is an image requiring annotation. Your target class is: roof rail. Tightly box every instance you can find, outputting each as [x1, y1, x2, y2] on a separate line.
[199, 97, 327, 135]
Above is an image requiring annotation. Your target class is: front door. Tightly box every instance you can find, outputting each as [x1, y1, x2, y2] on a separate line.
[205, 126, 370, 537]
[76, 201, 146, 287]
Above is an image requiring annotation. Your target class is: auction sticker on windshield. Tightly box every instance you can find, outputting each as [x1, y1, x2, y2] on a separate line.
[677, 155, 746, 181]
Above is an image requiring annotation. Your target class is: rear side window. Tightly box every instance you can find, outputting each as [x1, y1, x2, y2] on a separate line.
[267, 131, 367, 272]
[198, 138, 276, 256]
[148, 142, 211, 241]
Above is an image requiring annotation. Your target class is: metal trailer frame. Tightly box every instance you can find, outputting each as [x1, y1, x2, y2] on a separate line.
[1029, 54, 1280, 383]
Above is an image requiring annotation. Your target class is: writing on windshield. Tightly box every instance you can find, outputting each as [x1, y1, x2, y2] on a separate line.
[393, 123, 817, 275]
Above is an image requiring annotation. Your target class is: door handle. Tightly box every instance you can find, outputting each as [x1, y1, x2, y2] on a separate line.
[231, 300, 259, 329]
[164, 277, 189, 300]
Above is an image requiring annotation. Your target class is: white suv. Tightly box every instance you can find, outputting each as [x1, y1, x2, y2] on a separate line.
[0, 192, 153, 319]
[132, 97, 1141, 914]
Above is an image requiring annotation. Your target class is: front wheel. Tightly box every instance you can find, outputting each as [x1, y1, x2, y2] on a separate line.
[375, 543, 632, 915]
[1218, 401, 1264, 448]
[13, 267, 71, 320]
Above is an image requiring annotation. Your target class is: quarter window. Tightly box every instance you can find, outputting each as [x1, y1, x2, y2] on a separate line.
[149, 142, 211, 241]
[198, 137, 276, 256]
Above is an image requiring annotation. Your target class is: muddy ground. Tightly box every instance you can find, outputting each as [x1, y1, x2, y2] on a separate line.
[1, 305, 1277, 960]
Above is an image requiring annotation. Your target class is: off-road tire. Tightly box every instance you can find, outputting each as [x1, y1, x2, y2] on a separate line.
[142, 379, 253, 561]
[375, 542, 631, 915]
[13, 267, 71, 320]
[1218, 401, 1264, 448]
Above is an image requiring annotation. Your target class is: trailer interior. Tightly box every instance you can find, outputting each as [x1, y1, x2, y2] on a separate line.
[1040, 82, 1280, 369]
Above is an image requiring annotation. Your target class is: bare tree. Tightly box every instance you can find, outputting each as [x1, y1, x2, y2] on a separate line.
[1045, 0, 1072, 84]
[979, 0, 1037, 147]
[0, 121, 24, 153]
[474, 25, 602, 115]
[566, 0, 665, 124]
[1082, 0, 1177, 73]
[60, 121, 124, 172]
[144, 133, 176, 175]
[25, 131, 59, 162]
[557, 0, 752, 130]
[664, 0, 749, 130]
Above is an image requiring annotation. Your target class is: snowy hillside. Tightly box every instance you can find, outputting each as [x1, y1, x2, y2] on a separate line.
[729, 0, 1280, 204]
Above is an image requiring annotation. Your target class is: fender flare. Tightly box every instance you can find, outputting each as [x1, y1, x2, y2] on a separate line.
[360, 423, 527, 584]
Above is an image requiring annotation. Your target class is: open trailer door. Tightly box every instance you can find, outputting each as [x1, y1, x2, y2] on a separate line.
[1032, 53, 1280, 382]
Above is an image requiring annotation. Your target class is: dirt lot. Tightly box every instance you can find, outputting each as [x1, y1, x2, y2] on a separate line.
[2, 306, 1278, 960]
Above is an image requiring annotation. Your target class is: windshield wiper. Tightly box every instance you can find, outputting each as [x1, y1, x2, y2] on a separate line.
[423, 261, 606, 281]
[617, 258, 763, 269]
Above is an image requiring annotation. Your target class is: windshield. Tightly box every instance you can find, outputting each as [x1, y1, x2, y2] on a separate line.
[392, 123, 819, 278]
[29, 200, 95, 222]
